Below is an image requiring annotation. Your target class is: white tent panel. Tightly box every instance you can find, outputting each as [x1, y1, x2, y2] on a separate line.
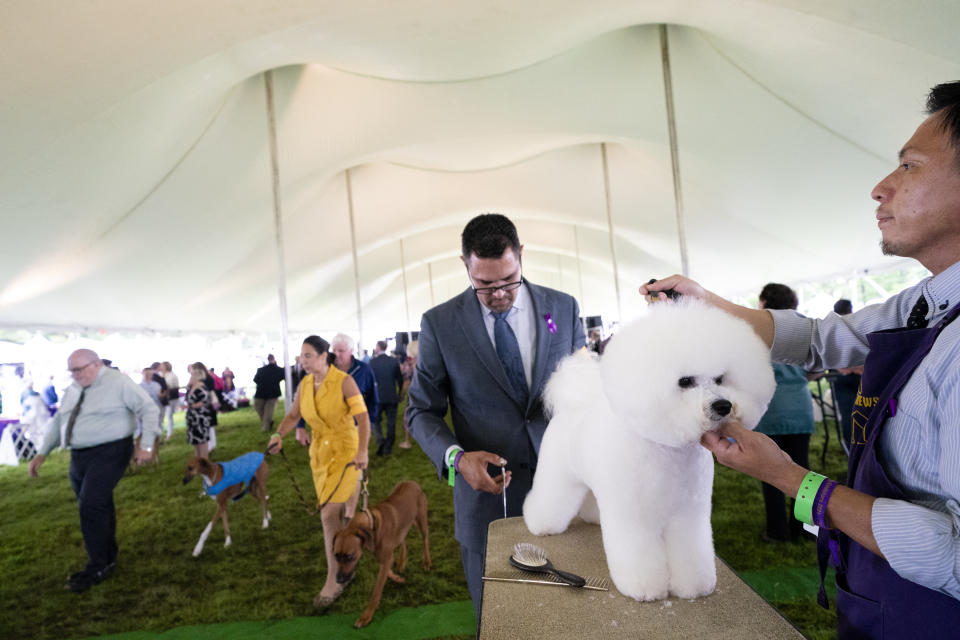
[1, 2, 959, 339]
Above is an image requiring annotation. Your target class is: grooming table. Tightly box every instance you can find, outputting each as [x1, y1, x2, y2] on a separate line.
[480, 517, 805, 639]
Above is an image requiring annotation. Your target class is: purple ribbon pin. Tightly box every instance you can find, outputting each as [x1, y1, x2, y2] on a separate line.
[544, 314, 557, 334]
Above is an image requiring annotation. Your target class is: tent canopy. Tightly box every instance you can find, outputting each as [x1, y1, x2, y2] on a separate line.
[2, 1, 958, 344]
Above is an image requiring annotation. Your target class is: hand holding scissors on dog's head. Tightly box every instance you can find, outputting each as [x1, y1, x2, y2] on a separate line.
[700, 420, 805, 494]
[640, 275, 706, 303]
[457, 451, 512, 495]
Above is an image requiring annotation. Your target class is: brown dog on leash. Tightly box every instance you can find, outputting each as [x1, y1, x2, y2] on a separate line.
[333, 480, 431, 628]
[182, 452, 271, 557]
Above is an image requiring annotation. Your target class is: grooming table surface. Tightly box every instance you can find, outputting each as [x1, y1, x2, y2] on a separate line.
[480, 517, 805, 639]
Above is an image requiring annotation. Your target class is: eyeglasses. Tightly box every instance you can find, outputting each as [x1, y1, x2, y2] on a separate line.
[472, 280, 522, 295]
[68, 361, 97, 374]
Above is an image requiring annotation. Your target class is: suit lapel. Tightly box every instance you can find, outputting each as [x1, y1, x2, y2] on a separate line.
[528, 281, 552, 402]
[456, 288, 525, 406]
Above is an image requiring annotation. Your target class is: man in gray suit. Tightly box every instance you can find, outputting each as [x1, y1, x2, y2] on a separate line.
[406, 213, 585, 623]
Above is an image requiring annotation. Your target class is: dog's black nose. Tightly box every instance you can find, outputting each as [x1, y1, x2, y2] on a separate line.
[711, 399, 733, 417]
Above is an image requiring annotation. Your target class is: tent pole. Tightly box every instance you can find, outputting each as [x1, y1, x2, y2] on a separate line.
[601, 142, 623, 323]
[574, 225, 585, 311]
[400, 238, 411, 331]
[427, 262, 436, 307]
[660, 23, 690, 277]
[263, 70, 294, 402]
[345, 168, 364, 353]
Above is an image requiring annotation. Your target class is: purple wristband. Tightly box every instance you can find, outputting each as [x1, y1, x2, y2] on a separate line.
[454, 450, 464, 473]
[812, 479, 839, 529]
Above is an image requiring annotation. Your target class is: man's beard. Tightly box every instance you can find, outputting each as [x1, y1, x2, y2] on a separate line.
[880, 240, 902, 257]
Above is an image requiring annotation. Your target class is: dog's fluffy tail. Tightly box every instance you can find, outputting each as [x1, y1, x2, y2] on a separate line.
[544, 348, 602, 420]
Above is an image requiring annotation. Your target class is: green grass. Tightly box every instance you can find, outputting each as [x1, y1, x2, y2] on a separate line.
[0, 405, 847, 639]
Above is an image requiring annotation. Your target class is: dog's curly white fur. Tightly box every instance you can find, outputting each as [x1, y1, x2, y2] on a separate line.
[523, 300, 775, 601]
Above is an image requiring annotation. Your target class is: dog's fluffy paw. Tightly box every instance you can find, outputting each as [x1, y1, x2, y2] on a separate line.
[224, 536, 232, 548]
[192, 545, 203, 558]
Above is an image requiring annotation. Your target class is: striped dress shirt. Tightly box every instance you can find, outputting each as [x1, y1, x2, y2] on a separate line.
[768, 259, 960, 600]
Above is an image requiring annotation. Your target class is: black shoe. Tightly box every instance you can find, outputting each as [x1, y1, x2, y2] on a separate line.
[375, 443, 385, 457]
[67, 562, 115, 593]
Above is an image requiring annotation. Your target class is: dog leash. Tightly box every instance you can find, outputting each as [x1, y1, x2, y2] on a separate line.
[266, 443, 358, 515]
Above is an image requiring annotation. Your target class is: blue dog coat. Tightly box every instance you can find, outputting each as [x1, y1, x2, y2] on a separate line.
[204, 452, 264, 497]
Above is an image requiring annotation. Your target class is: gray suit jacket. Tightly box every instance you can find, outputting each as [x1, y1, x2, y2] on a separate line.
[406, 280, 585, 550]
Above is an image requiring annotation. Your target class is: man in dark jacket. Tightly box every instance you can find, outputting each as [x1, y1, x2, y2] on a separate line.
[253, 354, 284, 432]
[369, 340, 403, 456]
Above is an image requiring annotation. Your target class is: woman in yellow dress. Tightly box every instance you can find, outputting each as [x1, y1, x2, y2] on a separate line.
[267, 335, 370, 607]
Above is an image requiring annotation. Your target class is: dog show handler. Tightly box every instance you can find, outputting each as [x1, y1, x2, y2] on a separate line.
[643, 80, 960, 639]
[406, 213, 584, 625]
[268, 334, 370, 609]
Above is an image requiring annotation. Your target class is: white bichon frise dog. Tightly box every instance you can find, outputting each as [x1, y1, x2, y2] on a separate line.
[523, 300, 775, 601]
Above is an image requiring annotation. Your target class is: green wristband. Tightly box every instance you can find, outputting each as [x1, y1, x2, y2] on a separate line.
[446, 447, 463, 487]
[794, 471, 827, 526]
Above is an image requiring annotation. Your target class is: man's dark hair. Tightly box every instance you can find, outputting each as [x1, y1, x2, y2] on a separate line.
[834, 299, 853, 315]
[267, 354, 275, 363]
[376, 340, 388, 352]
[461, 213, 521, 260]
[759, 283, 798, 311]
[927, 81, 960, 168]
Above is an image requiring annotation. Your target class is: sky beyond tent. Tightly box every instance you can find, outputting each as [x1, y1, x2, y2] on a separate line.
[1, 1, 958, 349]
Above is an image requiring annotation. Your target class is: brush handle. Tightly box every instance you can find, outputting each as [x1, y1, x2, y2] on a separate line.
[548, 567, 586, 587]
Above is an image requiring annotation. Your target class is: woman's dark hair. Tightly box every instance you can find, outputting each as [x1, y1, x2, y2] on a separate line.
[461, 213, 521, 259]
[303, 335, 335, 365]
[759, 283, 798, 311]
[927, 81, 960, 168]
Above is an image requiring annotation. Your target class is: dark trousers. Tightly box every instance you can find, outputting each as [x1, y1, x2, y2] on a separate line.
[68, 437, 133, 570]
[761, 433, 811, 540]
[373, 403, 398, 452]
[460, 544, 485, 629]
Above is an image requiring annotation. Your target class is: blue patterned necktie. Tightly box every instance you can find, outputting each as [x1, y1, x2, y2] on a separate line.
[906, 294, 929, 329]
[492, 310, 528, 406]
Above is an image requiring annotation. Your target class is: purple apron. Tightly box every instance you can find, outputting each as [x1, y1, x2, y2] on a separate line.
[817, 302, 960, 639]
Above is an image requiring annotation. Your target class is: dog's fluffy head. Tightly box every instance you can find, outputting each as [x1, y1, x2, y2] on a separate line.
[600, 300, 775, 447]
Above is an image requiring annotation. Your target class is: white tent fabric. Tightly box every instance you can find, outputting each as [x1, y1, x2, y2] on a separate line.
[2, 1, 959, 346]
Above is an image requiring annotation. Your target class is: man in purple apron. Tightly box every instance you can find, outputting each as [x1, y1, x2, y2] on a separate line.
[642, 80, 960, 639]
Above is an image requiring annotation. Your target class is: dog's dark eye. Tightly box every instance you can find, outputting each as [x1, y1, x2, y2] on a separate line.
[714, 375, 724, 385]
[678, 376, 695, 389]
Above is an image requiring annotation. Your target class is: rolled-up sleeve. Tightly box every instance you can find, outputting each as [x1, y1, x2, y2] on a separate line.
[873, 498, 960, 599]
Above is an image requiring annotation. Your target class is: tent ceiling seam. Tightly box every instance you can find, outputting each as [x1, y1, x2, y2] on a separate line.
[88, 89, 235, 245]
[697, 30, 889, 165]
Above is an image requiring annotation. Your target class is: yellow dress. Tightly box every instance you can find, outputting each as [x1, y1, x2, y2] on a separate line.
[299, 366, 366, 505]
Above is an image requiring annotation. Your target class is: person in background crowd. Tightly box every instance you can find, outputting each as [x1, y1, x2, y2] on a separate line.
[28, 349, 158, 592]
[253, 354, 285, 432]
[369, 340, 403, 456]
[161, 362, 179, 441]
[185, 363, 215, 458]
[149, 362, 169, 421]
[397, 340, 418, 450]
[138, 368, 163, 439]
[42, 375, 58, 415]
[330, 333, 378, 521]
[830, 299, 863, 446]
[754, 283, 816, 542]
